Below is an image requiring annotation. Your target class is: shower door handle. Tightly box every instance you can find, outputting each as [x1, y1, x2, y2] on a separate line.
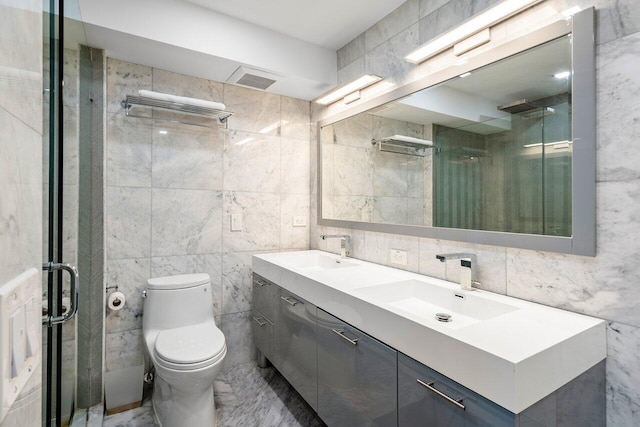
[42, 262, 79, 327]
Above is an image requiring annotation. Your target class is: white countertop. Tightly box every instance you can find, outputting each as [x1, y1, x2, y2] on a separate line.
[253, 250, 606, 414]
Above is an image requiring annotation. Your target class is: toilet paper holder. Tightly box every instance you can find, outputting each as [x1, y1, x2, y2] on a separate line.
[105, 285, 119, 293]
[106, 286, 126, 311]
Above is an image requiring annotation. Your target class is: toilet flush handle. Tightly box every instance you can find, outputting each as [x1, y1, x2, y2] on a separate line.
[142, 289, 147, 298]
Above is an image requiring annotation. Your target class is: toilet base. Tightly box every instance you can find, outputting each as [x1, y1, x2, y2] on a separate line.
[152, 375, 216, 427]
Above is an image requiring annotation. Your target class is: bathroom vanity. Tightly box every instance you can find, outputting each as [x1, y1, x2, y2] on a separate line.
[252, 250, 606, 426]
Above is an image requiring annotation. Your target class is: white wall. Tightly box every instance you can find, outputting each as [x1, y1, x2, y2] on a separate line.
[312, 0, 640, 424]
[77, 0, 337, 100]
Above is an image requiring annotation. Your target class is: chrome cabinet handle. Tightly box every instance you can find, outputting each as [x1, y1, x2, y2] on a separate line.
[332, 328, 359, 346]
[42, 262, 79, 327]
[253, 316, 270, 327]
[280, 296, 301, 306]
[417, 379, 466, 411]
[254, 278, 268, 287]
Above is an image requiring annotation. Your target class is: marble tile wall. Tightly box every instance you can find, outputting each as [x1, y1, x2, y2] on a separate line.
[316, 0, 640, 424]
[104, 59, 311, 379]
[0, 0, 43, 426]
[322, 112, 429, 226]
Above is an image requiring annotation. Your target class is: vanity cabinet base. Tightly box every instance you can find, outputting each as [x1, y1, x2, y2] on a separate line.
[252, 273, 605, 427]
[317, 309, 398, 427]
[399, 353, 605, 427]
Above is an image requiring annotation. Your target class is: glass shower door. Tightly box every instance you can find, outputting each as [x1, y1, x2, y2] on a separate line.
[43, 0, 85, 425]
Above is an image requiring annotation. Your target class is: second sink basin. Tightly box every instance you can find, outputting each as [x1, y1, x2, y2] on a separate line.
[277, 252, 357, 272]
[354, 279, 520, 330]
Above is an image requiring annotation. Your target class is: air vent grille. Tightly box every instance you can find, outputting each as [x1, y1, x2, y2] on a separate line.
[226, 66, 281, 91]
[236, 73, 276, 90]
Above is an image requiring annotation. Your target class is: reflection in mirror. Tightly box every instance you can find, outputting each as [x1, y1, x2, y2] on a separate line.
[321, 35, 572, 237]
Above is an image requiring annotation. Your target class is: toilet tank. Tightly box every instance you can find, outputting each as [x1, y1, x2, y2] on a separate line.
[143, 273, 214, 331]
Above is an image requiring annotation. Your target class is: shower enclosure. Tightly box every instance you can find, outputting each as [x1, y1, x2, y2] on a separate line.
[433, 95, 572, 236]
[43, 0, 97, 425]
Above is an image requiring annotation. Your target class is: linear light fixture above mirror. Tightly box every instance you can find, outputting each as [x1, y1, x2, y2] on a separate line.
[315, 74, 383, 105]
[405, 0, 544, 64]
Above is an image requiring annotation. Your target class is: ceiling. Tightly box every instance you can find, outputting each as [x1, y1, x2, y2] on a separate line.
[75, 0, 405, 100]
[182, 0, 406, 49]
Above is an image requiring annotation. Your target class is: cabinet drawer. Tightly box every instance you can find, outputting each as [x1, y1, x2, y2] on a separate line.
[252, 274, 274, 320]
[317, 309, 397, 427]
[398, 353, 515, 427]
[273, 288, 318, 411]
[251, 309, 273, 361]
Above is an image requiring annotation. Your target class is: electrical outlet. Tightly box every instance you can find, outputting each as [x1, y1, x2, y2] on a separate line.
[292, 216, 307, 227]
[230, 214, 243, 231]
[390, 249, 408, 266]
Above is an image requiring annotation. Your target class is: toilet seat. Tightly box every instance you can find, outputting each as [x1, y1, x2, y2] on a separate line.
[155, 322, 226, 371]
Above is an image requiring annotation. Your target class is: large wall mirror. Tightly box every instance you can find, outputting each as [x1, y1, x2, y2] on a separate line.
[318, 8, 595, 255]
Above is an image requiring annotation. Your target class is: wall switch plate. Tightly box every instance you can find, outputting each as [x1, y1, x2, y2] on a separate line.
[390, 249, 408, 266]
[0, 268, 41, 423]
[292, 216, 307, 227]
[231, 214, 243, 231]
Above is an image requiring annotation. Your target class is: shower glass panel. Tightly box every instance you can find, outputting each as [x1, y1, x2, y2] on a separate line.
[43, 0, 87, 425]
[433, 95, 572, 236]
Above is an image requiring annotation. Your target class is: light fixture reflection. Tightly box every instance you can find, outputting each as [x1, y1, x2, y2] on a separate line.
[315, 74, 383, 105]
[523, 140, 572, 148]
[554, 71, 570, 79]
[259, 120, 287, 134]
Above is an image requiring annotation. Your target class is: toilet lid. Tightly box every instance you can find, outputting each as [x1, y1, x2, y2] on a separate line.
[147, 273, 210, 290]
[155, 322, 225, 365]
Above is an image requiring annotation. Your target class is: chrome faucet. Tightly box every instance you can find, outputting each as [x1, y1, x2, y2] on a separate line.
[320, 234, 351, 259]
[436, 253, 480, 291]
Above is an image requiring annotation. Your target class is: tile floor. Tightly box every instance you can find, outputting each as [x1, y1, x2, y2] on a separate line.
[102, 362, 324, 427]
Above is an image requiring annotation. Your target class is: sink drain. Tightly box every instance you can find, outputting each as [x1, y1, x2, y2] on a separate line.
[435, 313, 452, 322]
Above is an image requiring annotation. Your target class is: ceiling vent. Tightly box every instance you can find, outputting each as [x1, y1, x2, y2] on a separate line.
[226, 66, 281, 91]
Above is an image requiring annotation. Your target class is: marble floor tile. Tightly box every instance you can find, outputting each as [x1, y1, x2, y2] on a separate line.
[218, 363, 324, 427]
[102, 363, 324, 427]
[103, 399, 157, 427]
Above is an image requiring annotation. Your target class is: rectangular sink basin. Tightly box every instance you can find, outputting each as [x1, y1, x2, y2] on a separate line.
[355, 279, 520, 329]
[277, 252, 357, 272]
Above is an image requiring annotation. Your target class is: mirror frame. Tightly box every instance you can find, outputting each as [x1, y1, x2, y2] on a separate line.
[317, 7, 595, 256]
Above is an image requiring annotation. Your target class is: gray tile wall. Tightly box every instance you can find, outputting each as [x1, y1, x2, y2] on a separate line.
[104, 59, 311, 373]
[0, 0, 43, 426]
[76, 46, 105, 408]
[313, 0, 640, 424]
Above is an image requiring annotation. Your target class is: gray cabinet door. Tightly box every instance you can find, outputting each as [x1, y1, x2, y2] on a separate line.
[273, 287, 318, 411]
[251, 309, 273, 360]
[252, 275, 275, 361]
[252, 274, 274, 320]
[398, 353, 515, 427]
[317, 309, 398, 427]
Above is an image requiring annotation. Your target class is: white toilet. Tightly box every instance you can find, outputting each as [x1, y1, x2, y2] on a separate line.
[143, 273, 227, 427]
